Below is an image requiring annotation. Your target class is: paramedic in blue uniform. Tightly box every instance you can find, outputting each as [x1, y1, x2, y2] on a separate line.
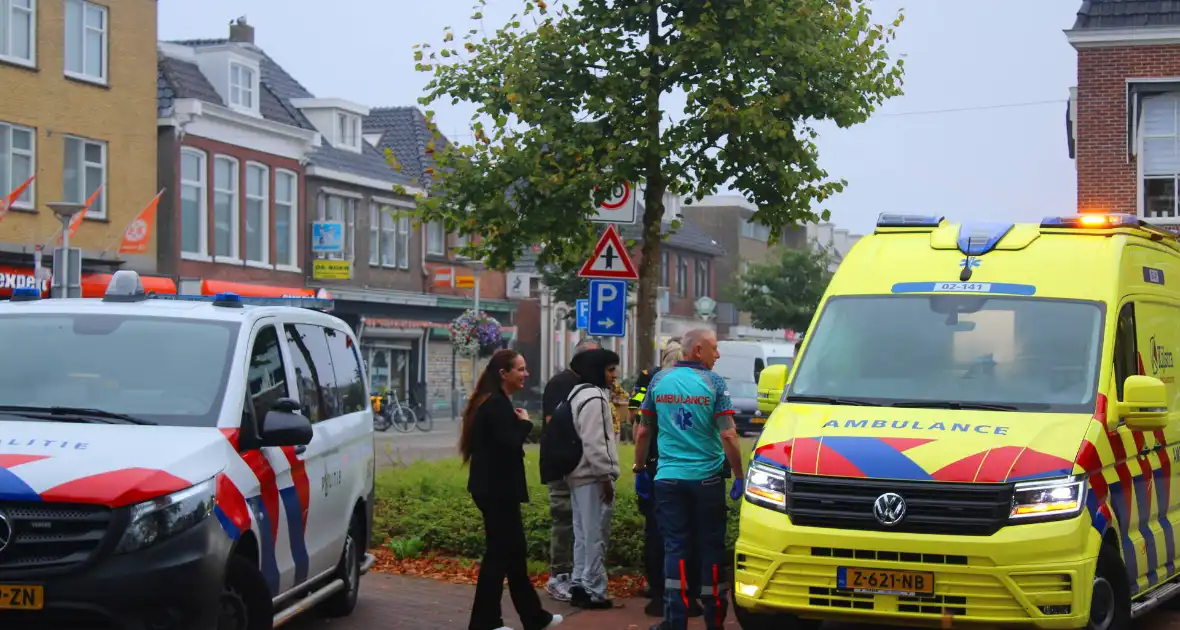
[634, 329, 745, 630]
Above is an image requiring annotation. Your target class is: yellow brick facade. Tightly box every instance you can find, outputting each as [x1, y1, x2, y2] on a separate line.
[0, 0, 158, 265]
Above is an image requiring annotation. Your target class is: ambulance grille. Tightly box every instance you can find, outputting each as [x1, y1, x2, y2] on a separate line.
[0, 502, 112, 572]
[786, 475, 1013, 536]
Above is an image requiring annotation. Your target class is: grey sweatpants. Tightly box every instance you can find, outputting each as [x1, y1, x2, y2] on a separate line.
[570, 480, 615, 602]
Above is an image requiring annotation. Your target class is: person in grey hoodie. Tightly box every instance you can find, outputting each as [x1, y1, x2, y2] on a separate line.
[565, 348, 621, 610]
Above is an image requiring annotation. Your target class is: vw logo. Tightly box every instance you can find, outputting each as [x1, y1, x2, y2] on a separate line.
[0, 509, 11, 555]
[872, 492, 907, 526]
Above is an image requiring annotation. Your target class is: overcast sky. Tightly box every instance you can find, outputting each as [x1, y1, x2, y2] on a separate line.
[159, 0, 1081, 236]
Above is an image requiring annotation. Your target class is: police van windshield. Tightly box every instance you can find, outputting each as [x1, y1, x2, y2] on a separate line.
[0, 314, 239, 427]
[787, 295, 1104, 413]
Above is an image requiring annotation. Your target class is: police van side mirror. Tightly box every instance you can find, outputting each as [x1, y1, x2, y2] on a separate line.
[1120, 375, 1170, 431]
[261, 410, 313, 447]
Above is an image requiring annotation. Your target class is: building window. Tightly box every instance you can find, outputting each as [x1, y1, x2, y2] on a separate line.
[660, 250, 669, 287]
[426, 220, 445, 256]
[397, 215, 410, 269]
[229, 62, 255, 110]
[0, 0, 34, 66]
[320, 194, 356, 261]
[740, 218, 771, 242]
[180, 148, 207, 256]
[368, 204, 380, 266]
[0, 122, 34, 209]
[1142, 94, 1180, 222]
[64, 0, 106, 83]
[370, 205, 397, 268]
[275, 169, 298, 268]
[244, 163, 269, 264]
[676, 256, 688, 297]
[213, 155, 240, 259]
[63, 136, 105, 219]
[336, 112, 360, 150]
[453, 232, 469, 254]
[695, 259, 711, 297]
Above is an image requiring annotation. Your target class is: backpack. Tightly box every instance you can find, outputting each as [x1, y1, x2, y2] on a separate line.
[540, 383, 596, 484]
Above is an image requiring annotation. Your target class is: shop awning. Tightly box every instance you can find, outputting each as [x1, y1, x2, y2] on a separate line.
[201, 280, 328, 299]
[82, 273, 176, 297]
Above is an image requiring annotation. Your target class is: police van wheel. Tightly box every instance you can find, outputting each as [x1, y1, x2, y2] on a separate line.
[731, 589, 820, 630]
[1089, 544, 1130, 630]
[219, 555, 272, 630]
[321, 514, 363, 617]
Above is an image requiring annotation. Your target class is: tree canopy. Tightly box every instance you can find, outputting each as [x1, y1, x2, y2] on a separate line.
[404, 0, 904, 367]
[731, 246, 834, 333]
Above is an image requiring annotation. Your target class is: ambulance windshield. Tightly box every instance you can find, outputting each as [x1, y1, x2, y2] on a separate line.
[787, 295, 1104, 413]
[0, 314, 239, 427]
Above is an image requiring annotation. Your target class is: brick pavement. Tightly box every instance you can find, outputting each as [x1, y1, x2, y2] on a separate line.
[287, 573, 1180, 629]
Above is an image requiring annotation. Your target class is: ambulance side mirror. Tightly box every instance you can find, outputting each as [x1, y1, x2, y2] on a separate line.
[758, 365, 789, 400]
[1120, 375, 1170, 431]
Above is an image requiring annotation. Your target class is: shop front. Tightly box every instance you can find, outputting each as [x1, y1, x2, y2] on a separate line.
[0, 265, 178, 299]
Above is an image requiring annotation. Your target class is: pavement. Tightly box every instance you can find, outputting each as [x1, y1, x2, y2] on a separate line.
[287, 572, 1180, 629]
[374, 419, 461, 466]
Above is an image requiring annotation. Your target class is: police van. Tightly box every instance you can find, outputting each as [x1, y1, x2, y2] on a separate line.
[0, 271, 375, 630]
[735, 213, 1180, 630]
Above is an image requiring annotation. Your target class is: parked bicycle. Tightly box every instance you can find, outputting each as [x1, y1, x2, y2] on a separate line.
[370, 387, 432, 433]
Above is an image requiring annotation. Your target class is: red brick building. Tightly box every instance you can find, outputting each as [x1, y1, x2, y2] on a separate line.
[1068, 0, 1180, 225]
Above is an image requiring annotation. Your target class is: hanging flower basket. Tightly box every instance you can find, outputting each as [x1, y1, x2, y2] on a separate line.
[450, 309, 503, 358]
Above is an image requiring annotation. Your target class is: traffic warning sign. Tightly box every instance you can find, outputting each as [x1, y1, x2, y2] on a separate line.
[578, 224, 639, 280]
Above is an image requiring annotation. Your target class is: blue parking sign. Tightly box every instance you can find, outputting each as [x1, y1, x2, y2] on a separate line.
[575, 299, 589, 330]
[588, 280, 627, 337]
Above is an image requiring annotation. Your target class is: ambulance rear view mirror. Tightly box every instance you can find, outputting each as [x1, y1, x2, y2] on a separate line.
[1119, 375, 1170, 431]
[758, 365, 788, 398]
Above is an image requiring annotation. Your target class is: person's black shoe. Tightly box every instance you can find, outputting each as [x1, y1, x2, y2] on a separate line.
[687, 600, 703, 618]
[568, 585, 590, 607]
[644, 598, 663, 617]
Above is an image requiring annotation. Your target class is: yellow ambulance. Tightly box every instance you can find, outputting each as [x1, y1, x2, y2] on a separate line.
[734, 213, 1180, 630]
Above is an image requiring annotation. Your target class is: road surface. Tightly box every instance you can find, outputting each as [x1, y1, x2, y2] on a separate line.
[373, 418, 460, 467]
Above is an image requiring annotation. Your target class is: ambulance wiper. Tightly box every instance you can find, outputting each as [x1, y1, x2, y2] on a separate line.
[890, 401, 1018, 412]
[784, 395, 877, 407]
[0, 405, 156, 425]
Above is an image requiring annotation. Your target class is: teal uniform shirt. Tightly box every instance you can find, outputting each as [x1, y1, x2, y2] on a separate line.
[639, 361, 735, 482]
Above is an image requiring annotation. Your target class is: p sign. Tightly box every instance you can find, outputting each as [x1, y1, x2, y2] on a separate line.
[575, 299, 590, 330]
[592, 182, 637, 225]
[588, 279, 627, 337]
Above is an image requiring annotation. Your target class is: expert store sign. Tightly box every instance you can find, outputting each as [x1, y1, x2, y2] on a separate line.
[0, 267, 47, 295]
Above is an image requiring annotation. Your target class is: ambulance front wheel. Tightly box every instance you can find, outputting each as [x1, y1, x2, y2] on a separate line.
[1088, 543, 1130, 630]
[731, 589, 820, 630]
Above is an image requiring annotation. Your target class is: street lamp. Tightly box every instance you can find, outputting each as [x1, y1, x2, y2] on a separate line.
[48, 202, 87, 298]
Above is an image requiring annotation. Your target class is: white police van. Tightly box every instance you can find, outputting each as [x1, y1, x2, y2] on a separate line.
[0, 270, 375, 630]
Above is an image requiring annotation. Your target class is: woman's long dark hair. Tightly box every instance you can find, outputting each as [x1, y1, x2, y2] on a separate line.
[458, 349, 521, 464]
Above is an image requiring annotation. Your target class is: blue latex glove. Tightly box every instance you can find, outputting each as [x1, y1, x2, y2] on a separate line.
[730, 478, 745, 501]
[634, 470, 652, 500]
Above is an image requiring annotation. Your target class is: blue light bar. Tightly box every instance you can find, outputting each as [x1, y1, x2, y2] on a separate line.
[1040, 214, 1141, 229]
[957, 221, 1014, 256]
[876, 213, 944, 229]
[149, 293, 334, 311]
[10, 287, 41, 302]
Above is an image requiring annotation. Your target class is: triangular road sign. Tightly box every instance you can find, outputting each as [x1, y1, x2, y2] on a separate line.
[578, 224, 639, 280]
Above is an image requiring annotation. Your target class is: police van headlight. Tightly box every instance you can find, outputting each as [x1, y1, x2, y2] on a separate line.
[1009, 477, 1085, 523]
[115, 478, 215, 553]
[745, 462, 788, 513]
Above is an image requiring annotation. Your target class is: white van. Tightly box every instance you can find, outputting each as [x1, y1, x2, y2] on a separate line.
[0, 271, 375, 630]
[713, 340, 795, 383]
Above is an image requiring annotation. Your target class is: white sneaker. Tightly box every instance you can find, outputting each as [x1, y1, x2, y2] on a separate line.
[545, 574, 572, 602]
[545, 614, 564, 628]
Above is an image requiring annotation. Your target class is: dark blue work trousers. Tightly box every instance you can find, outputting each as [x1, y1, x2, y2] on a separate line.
[655, 476, 729, 630]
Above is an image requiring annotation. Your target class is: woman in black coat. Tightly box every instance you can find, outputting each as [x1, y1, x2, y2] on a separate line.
[460, 349, 564, 630]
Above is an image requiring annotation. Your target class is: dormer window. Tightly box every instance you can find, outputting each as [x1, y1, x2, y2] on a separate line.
[229, 61, 256, 111]
[337, 112, 361, 150]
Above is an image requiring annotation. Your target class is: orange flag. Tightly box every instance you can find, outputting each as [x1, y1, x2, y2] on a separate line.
[57, 186, 103, 246]
[118, 189, 164, 255]
[0, 175, 35, 222]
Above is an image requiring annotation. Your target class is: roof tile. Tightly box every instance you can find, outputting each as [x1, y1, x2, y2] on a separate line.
[1074, 0, 1180, 29]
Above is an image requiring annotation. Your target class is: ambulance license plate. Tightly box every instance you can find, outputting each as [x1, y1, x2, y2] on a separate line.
[837, 567, 934, 596]
[0, 584, 43, 609]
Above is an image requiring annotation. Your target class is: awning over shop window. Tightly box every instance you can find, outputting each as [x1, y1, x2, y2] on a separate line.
[200, 280, 329, 299]
[82, 273, 176, 297]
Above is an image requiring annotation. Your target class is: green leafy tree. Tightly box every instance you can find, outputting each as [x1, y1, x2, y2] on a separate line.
[732, 246, 834, 333]
[405, 0, 904, 368]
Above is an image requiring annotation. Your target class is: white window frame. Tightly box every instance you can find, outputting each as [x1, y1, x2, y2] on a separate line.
[179, 147, 208, 259]
[397, 215, 410, 269]
[213, 155, 241, 263]
[228, 61, 257, 112]
[63, 134, 106, 219]
[244, 162, 270, 267]
[426, 220, 445, 256]
[1138, 93, 1180, 226]
[63, 0, 107, 84]
[368, 203, 381, 266]
[274, 168, 299, 271]
[336, 112, 361, 150]
[0, 121, 35, 210]
[381, 206, 398, 268]
[0, 0, 35, 67]
[320, 193, 356, 262]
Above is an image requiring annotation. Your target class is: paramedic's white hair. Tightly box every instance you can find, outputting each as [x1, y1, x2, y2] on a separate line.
[681, 329, 716, 360]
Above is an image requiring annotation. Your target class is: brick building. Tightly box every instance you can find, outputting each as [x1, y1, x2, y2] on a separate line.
[0, 0, 162, 297]
[1067, 0, 1180, 225]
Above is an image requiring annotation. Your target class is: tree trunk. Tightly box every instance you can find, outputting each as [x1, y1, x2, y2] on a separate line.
[636, 5, 664, 372]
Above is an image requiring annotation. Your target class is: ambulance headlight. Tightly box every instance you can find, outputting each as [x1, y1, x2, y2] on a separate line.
[745, 462, 788, 513]
[115, 477, 215, 553]
[1009, 477, 1085, 522]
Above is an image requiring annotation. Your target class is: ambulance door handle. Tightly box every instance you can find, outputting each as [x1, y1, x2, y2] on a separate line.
[1139, 445, 1161, 459]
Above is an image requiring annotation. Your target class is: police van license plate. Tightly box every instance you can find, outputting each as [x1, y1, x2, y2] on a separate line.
[837, 567, 934, 596]
[0, 584, 43, 609]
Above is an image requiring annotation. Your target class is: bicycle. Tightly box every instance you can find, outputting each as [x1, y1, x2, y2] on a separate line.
[371, 391, 417, 433]
[400, 385, 433, 433]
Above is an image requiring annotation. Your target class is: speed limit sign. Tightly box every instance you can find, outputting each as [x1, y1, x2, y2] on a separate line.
[592, 182, 638, 224]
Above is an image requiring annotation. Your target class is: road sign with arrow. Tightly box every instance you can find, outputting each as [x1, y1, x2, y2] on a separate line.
[578, 224, 639, 280]
[588, 279, 627, 337]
